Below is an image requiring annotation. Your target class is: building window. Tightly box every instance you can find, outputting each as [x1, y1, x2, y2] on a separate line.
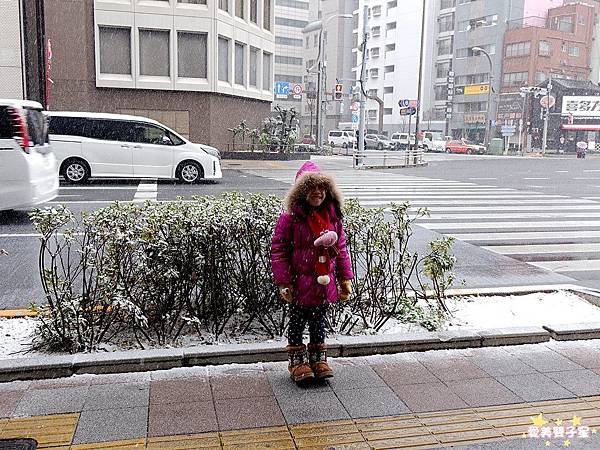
[438, 14, 454, 32]
[250, 0, 258, 23]
[99, 26, 131, 75]
[456, 44, 495, 58]
[568, 45, 580, 57]
[434, 85, 448, 100]
[385, 43, 395, 52]
[456, 73, 488, 85]
[502, 71, 528, 87]
[276, 0, 309, 8]
[535, 71, 547, 84]
[234, 42, 245, 85]
[263, 52, 272, 90]
[539, 40, 551, 57]
[370, 47, 380, 58]
[371, 26, 381, 37]
[384, 108, 392, 115]
[275, 37, 303, 47]
[437, 37, 453, 56]
[384, 65, 394, 73]
[551, 15, 574, 33]
[436, 61, 450, 78]
[386, 22, 396, 31]
[139, 29, 169, 77]
[177, 32, 207, 79]
[505, 41, 531, 58]
[387, 1, 397, 9]
[440, 0, 455, 9]
[178, 0, 206, 4]
[264, 0, 271, 30]
[219, 0, 229, 12]
[384, 86, 393, 94]
[249, 46, 258, 87]
[461, 14, 497, 31]
[218, 36, 230, 82]
[368, 109, 377, 120]
[370, 68, 379, 78]
[235, 0, 244, 18]
[313, 34, 318, 47]
[372, 5, 381, 16]
[275, 55, 303, 65]
[367, 89, 378, 97]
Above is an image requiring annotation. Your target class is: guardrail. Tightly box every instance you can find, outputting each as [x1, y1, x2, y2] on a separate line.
[352, 149, 426, 169]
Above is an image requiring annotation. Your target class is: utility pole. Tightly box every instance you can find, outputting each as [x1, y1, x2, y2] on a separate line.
[413, 0, 426, 154]
[357, 5, 368, 166]
[541, 75, 552, 157]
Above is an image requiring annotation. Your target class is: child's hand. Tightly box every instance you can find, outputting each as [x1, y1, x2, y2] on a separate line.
[339, 279, 352, 301]
[279, 284, 294, 303]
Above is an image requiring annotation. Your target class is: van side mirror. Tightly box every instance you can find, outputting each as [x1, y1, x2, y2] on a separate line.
[161, 136, 172, 145]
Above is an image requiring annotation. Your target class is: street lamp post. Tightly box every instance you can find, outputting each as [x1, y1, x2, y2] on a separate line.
[471, 47, 494, 148]
[309, 14, 353, 150]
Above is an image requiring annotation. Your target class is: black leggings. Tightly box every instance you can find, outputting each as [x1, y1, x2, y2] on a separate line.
[288, 303, 328, 346]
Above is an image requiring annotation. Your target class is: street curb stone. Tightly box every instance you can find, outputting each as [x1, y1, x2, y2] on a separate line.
[0, 285, 599, 382]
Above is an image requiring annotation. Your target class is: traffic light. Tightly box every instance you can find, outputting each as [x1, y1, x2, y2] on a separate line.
[334, 83, 343, 101]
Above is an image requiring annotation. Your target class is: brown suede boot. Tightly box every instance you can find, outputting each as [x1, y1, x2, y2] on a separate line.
[286, 344, 314, 384]
[308, 343, 333, 379]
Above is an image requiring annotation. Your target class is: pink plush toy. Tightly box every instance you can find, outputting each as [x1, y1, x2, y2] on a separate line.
[313, 230, 338, 285]
[314, 230, 338, 248]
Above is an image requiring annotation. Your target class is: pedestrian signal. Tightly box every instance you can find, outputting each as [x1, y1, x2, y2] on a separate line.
[334, 83, 343, 101]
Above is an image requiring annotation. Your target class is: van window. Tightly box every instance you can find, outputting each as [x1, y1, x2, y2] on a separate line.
[130, 123, 172, 145]
[329, 131, 341, 137]
[0, 107, 12, 139]
[49, 116, 88, 137]
[25, 108, 47, 146]
[87, 120, 132, 142]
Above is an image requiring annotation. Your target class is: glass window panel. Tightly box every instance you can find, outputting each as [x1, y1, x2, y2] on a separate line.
[263, 52, 272, 90]
[235, 0, 244, 18]
[219, 0, 229, 11]
[139, 29, 170, 77]
[178, 0, 206, 3]
[249, 46, 258, 87]
[99, 27, 131, 75]
[178, 32, 207, 79]
[263, 0, 271, 30]
[235, 42, 245, 85]
[218, 36, 230, 82]
[250, 0, 258, 22]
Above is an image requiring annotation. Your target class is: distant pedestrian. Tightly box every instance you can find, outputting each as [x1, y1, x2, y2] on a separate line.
[271, 161, 354, 384]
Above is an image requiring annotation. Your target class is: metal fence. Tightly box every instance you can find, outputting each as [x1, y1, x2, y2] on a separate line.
[352, 149, 425, 169]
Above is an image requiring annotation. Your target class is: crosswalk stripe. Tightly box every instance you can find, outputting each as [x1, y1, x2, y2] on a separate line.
[530, 260, 600, 273]
[483, 243, 600, 255]
[421, 220, 600, 230]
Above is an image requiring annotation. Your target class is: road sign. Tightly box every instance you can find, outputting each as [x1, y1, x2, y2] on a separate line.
[292, 83, 302, 99]
[351, 114, 359, 123]
[540, 95, 556, 109]
[501, 124, 516, 137]
[399, 99, 410, 108]
[399, 107, 417, 116]
[351, 102, 359, 112]
[455, 86, 465, 96]
[464, 84, 490, 95]
[274, 81, 290, 99]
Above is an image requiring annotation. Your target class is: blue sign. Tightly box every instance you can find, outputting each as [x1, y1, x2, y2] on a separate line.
[274, 81, 290, 98]
[351, 114, 359, 123]
[399, 99, 410, 108]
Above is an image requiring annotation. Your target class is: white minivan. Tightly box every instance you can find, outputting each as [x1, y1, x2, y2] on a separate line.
[48, 112, 222, 184]
[0, 99, 58, 211]
[328, 130, 356, 148]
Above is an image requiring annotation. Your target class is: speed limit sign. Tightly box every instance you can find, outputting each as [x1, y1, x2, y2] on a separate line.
[292, 84, 302, 99]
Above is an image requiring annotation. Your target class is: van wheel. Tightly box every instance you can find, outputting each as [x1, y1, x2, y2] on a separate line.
[62, 158, 90, 184]
[342, 142, 348, 149]
[329, 141, 335, 147]
[177, 160, 204, 183]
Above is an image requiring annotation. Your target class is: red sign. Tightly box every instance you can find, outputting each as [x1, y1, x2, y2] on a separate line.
[45, 39, 53, 109]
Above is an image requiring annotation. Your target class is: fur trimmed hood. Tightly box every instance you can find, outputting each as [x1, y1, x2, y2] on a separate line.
[284, 162, 343, 216]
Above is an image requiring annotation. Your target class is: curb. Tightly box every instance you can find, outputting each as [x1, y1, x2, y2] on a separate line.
[1, 284, 600, 382]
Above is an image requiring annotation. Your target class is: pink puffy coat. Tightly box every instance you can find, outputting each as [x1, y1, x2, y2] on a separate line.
[271, 162, 354, 307]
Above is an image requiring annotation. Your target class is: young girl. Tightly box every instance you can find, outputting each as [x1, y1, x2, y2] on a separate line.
[271, 161, 354, 383]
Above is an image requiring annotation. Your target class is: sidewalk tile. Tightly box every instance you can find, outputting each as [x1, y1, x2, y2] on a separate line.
[150, 377, 212, 404]
[146, 432, 220, 449]
[73, 406, 148, 444]
[419, 358, 489, 382]
[13, 386, 88, 417]
[418, 410, 482, 426]
[435, 428, 503, 444]
[293, 432, 365, 448]
[267, 370, 332, 399]
[87, 372, 152, 385]
[545, 369, 600, 396]
[0, 381, 31, 392]
[335, 386, 410, 418]
[446, 378, 523, 407]
[371, 361, 439, 385]
[1, 413, 78, 447]
[210, 373, 273, 399]
[549, 346, 600, 369]
[215, 396, 285, 430]
[366, 434, 439, 449]
[360, 426, 428, 441]
[0, 391, 24, 418]
[467, 355, 538, 377]
[71, 438, 146, 449]
[424, 419, 494, 434]
[83, 383, 149, 411]
[290, 420, 358, 436]
[389, 382, 469, 413]
[327, 365, 387, 390]
[278, 391, 350, 424]
[30, 376, 91, 390]
[513, 350, 585, 373]
[148, 400, 217, 436]
[220, 426, 291, 445]
[150, 366, 209, 381]
[495, 373, 575, 402]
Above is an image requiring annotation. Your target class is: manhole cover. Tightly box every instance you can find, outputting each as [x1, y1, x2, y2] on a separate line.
[0, 440, 37, 450]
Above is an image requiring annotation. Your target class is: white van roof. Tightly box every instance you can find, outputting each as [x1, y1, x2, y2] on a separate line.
[0, 99, 44, 110]
[47, 110, 163, 127]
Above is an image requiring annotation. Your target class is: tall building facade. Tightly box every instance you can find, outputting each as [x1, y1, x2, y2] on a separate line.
[272, 0, 310, 115]
[44, 0, 274, 146]
[354, 0, 424, 134]
[302, 0, 356, 135]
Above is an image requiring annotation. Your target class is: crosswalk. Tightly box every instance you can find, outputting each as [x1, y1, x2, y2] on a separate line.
[256, 169, 600, 282]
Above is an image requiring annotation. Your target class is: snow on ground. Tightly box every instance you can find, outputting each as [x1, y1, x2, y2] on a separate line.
[2, 290, 600, 358]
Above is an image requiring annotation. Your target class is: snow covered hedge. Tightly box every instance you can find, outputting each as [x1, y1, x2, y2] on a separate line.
[29, 194, 456, 352]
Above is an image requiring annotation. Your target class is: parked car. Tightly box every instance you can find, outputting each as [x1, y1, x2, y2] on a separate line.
[47, 112, 222, 184]
[0, 99, 58, 211]
[327, 130, 355, 148]
[365, 134, 393, 150]
[300, 134, 316, 146]
[445, 139, 470, 154]
[420, 131, 447, 152]
[390, 132, 415, 149]
[464, 140, 487, 155]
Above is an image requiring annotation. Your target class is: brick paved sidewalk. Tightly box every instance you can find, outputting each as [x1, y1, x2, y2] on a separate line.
[4, 340, 600, 448]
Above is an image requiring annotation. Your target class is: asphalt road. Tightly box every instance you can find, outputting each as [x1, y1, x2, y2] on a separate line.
[1, 153, 599, 309]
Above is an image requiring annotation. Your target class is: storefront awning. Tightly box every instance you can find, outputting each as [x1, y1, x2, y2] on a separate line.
[561, 124, 600, 131]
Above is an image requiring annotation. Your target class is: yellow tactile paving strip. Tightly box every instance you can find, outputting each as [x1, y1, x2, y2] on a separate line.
[4, 396, 600, 448]
[0, 309, 37, 318]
